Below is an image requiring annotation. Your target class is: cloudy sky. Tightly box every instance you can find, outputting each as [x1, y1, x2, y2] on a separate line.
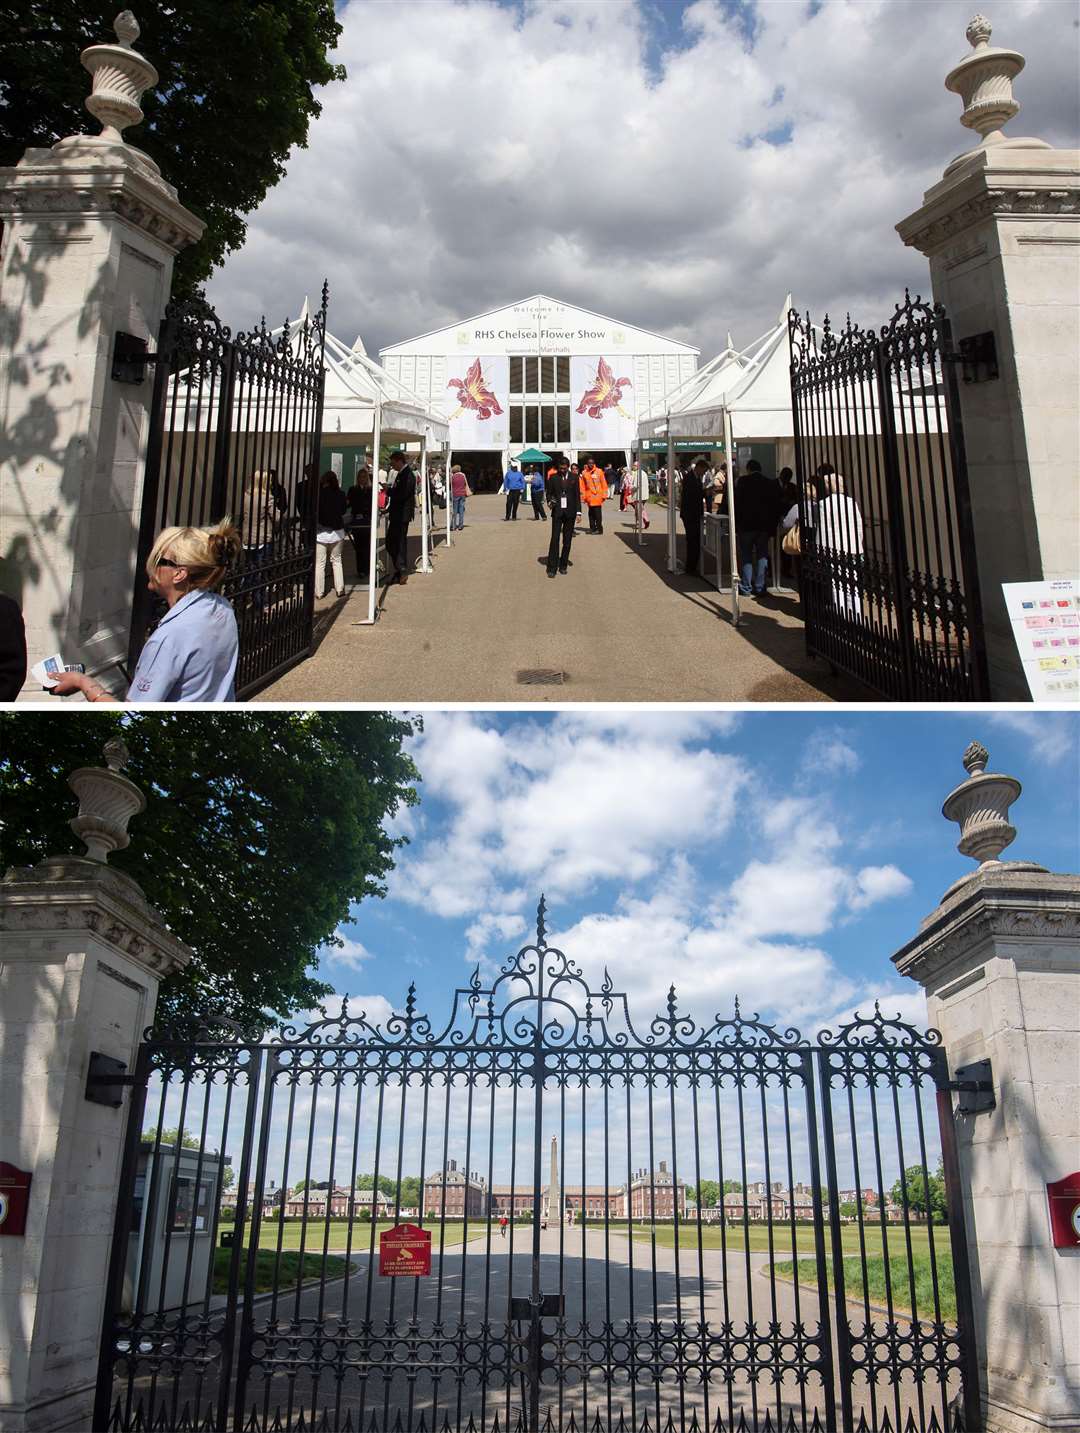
[205, 0, 1080, 359]
[153, 711, 1076, 1195]
[314, 709, 1080, 1041]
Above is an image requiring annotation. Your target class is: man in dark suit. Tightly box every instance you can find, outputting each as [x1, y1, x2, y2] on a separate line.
[679, 460, 707, 576]
[386, 451, 417, 585]
[545, 459, 580, 577]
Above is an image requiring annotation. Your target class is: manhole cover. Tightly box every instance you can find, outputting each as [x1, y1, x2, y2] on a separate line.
[516, 668, 567, 686]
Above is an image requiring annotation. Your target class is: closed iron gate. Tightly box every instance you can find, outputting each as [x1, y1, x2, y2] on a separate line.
[787, 294, 988, 701]
[128, 288, 328, 700]
[95, 905, 979, 1433]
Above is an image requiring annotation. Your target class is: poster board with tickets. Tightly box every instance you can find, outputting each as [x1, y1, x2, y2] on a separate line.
[1001, 579, 1079, 701]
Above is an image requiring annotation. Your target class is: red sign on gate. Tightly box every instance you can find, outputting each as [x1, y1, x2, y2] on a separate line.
[379, 1222, 432, 1276]
[0, 1163, 32, 1237]
[1047, 1172, 1080, 1248]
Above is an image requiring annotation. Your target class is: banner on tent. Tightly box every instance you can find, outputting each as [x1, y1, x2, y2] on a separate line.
[446, 355, 509, 447]
[571, 355, 635, 448]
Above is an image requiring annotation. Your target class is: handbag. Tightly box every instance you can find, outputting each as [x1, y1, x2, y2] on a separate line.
[782, 524, 801, 557]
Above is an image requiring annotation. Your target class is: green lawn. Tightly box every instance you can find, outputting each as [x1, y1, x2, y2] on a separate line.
[625, 1222, 940, 1260]
[213, 1247, 348, 1295]
[247, 1219, 488, 1254]
[772, 1252, 957, 1322]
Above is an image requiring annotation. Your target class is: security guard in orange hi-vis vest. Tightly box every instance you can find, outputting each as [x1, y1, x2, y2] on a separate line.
[579, 457, 608, 535]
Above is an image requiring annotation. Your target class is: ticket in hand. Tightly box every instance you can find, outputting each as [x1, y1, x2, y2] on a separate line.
[31, 654, 85, 688]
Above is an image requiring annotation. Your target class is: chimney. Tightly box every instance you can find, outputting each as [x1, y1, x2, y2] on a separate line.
[660, 1161, 667, 1174]
[449, 1159, 457, 1172]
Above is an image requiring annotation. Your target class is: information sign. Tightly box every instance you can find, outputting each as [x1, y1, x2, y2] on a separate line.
[379, 1222, 432, 1277]
[640, 439, 725, 453]
[1001, 579, 1079, 701]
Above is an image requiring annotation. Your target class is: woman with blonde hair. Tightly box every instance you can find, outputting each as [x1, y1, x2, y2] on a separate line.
[49, 520, 242, 702]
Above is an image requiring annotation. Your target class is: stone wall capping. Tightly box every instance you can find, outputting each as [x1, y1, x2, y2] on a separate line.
[0, 148, 206, 251]
[892, 864, 1079, 990]
[0, 856, 192, 978]
[896, 145, 1080, 257]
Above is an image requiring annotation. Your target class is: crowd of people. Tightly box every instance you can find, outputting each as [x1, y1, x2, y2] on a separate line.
[675, 456, 862, 601]
[9, 444, 864, 704]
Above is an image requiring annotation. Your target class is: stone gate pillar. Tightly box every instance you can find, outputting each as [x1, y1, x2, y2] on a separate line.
[0, 12, 204, 698]
[0, 739, 192, 1432]
[896, 16, 1080, 700]
[891, 742, 1080, 1432]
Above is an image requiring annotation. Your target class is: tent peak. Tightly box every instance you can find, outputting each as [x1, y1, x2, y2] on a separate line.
[352, 333, 368, 356]
[778, 293, 792, 325]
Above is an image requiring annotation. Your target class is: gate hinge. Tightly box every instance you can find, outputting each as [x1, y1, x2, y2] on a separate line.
[945, 1058, 994, 1114]
[943, 331, 999, 384]
[85, 1051, 136, 1107]
[112, 331, 162, 384]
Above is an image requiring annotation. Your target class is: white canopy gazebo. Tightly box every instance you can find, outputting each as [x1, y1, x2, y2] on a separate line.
[637, 296, 794, 624]
[166, 302, 451, 624]
[315, 325, 450, 624]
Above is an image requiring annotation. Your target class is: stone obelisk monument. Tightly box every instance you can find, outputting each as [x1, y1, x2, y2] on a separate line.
[547, 1136, 561, 1222]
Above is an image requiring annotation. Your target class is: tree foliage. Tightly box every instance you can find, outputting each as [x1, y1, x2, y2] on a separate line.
[891, 1161, 949, 1224]
[0, 2, 345, 298]
[355, 1173, 423, 1209]
[0, 712, 418, 1029]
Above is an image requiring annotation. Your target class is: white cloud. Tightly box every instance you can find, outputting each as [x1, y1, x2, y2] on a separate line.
[804, 730, 862, 777]
[205, 0, 1078, 366]
[390, 712, 747, 922]
[848, 863, 913, 910]
[322, 936, 372, 970]
[986, 713, 1080, 765]
[726, 857, 850, 937]
[465, 911, 528, 958]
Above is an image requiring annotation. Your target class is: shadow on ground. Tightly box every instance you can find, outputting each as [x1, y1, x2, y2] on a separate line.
[612, 530, 870, 703]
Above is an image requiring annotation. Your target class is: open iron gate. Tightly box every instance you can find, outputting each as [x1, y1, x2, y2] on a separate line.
[128, 287, 328, 700]
[787, 294, 988, 701]
[95, 905, 979, 1433]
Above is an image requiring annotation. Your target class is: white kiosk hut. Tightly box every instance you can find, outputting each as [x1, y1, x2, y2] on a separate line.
[637, 297, 795, 623]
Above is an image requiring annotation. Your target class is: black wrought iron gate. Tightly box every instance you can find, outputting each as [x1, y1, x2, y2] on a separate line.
[128, 287, 328, 700]
[787, 294, 988, 701]
[95, 908, 979, 1433]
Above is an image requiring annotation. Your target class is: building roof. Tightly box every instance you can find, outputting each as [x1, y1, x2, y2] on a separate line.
[380, 294, 699, 358]
[637, 295, 795, 442]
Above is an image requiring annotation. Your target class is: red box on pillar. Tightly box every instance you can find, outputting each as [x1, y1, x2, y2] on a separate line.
[1046, 1172, 1080, 1248]
[0, 1163, 32, 1236]
[379, 1223, 432, 1276]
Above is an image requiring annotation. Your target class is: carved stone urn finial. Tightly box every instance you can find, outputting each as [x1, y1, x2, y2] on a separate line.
[942, 742, 1020, 867]
[67, 738, 147, 863]
[943, 14, 1049, 174]
[79, 11, 159, 146]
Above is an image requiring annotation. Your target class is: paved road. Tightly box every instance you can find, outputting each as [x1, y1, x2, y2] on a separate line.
[256, 496, 868, 703]
[115, 1227, 956, 1432]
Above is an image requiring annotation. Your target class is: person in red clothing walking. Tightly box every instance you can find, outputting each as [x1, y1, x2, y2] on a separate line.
[579, 456, 608, 534]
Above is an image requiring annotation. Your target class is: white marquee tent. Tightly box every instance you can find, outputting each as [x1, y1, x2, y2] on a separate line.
[637, 296, 795, 622]
[302, 314, 450, 625]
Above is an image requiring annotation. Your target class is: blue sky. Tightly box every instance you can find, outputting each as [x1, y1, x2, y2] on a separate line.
[312, 710, 1079, 1044]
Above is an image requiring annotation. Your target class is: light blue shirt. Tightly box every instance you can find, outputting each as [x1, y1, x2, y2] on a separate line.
[128, 590, 239, 702]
